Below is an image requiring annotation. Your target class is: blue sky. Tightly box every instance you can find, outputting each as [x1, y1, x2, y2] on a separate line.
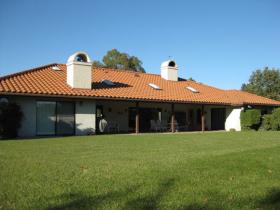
[0, 0, 279, 89]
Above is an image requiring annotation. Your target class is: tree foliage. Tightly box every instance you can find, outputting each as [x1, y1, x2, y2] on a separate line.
[259, 108, 280, 131]
[270, 108, 280, 130]
[92, 49, 145, 73]
[0, 102, 23, 139]
[241, 67, 280, 101]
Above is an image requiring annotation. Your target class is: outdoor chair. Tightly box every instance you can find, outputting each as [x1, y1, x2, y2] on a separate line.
[107, 122, 120, 133]
[150, 120, 161, 132]
[158, 120, 168, 132]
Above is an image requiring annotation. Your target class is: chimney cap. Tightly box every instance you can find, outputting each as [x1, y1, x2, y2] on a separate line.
[67, 51, 92, 63]
[161, 60, 178, 69]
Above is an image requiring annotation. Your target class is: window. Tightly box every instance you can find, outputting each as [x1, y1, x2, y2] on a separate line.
[36, 101, 56, 135]
[186, 86, 199, 93]
[101, 79, 115, 86]
[36, 101, 75, 136]
[149, 83, 161, 90]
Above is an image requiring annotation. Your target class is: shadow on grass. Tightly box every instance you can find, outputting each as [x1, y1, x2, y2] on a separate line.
[44, 180, 280, 210]
[45, 186, 135, 210]
[45, 178, 177, 210]
[124, 178, 175, 210]
[258, 188, 280, 210]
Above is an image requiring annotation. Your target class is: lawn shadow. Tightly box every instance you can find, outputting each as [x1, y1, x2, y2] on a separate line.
[258, 188, 280, 210]
[44, 185, 137, 210]
[44, 178, 177, 210]
[43, 178, 278, 210]
[124, 178, 175, 210]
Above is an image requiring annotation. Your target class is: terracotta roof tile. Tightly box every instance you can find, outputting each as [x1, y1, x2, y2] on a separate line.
[0, 63, 280, 106]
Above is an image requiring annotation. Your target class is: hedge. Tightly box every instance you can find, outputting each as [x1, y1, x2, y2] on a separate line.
[271, 108, 280, 131]
[240, 109, 261, 131]
[259, 114, 272, 131]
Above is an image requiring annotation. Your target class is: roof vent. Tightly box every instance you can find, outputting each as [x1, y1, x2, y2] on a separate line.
[52, 66, 61, 71]
[149, 83, 161, 90]
[102, 79, 115, 86]
[186, 86, 199, 93]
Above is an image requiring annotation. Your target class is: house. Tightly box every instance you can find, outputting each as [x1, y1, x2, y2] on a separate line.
[0, 51, 280, 137]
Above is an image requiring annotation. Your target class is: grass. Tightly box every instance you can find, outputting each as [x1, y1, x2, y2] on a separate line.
[0, 132, 280, 210]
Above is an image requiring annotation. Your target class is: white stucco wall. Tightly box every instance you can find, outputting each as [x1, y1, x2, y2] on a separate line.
[6, 95, 240, 136]
[66, 62, 92, 89]
[8, 96, 97, 137]
[225, 108, 242, 131]
[75, 101, 96, 135]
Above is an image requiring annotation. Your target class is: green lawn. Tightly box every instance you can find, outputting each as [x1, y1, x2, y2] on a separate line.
[0, 132, 280, 210]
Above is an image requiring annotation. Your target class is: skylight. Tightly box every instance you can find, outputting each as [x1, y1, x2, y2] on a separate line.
[186, 86, 199, 93]
[52, 66, 61, 71]
[149, 83, 161, 90]
[101, 79, 115, 86]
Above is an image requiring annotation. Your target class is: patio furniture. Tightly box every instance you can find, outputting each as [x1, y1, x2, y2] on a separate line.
[150, 120, 161, 132]
[99, 118, 108, 133]
[158, 120, 169, 132]
[107, 121, 120, 133]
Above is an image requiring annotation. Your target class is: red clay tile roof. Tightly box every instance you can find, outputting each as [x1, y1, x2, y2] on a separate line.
[0, 64, 280, 106]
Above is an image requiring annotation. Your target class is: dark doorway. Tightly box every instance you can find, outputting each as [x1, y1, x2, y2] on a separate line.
[129, 108, 161, 132]
[96, 105, 104, 134]
[175, 112, 187, 130]
[211, 108, 226, 130]
[188, 109, 195, 131]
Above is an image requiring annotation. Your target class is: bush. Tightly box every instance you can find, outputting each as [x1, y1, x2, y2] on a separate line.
[270, 108, 280, 131]
[240, 109, 261, 131]
[0, 102, 23, 139]
[259, 114, 272, 131]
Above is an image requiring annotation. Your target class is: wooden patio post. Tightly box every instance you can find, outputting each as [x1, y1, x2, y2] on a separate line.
[171, 103, 175, 133]
[201, 105, 205, 132]
[135, 102, 140, 134]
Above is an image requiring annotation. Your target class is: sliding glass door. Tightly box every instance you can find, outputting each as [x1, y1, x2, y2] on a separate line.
[36, 101, 56, 135]
[36, 101, 75, 136]
[56, 102, 75, 135]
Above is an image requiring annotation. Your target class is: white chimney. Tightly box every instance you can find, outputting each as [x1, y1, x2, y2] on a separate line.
[66, 51, 92, 89]
[161, 60, 178, 81]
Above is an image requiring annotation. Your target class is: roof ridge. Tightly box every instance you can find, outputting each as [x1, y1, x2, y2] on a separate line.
[0, 63, 58, 80]
[92, 66, 158, 76]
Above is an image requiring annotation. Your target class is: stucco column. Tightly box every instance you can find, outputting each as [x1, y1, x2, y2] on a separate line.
[135, 102, 139, 134]
[201, 105, 205, 132]
[171, 103, 175, 133]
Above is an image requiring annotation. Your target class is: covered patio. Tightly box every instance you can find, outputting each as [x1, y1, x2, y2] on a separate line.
[95, 100, 229, 134]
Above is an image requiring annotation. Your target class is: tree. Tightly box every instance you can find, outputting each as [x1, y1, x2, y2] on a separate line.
[241, 67, 280, 101]
[188, 77, 196, 82]
[92, 49, 145, 73]
[0, 102, 23, 139]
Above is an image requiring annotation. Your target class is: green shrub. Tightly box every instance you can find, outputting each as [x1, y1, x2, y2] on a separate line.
[0, 102, 23, 139]
[240, 109, 261, 131]
[259, 114, 272, 131]
[270, 108, 280, 131]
